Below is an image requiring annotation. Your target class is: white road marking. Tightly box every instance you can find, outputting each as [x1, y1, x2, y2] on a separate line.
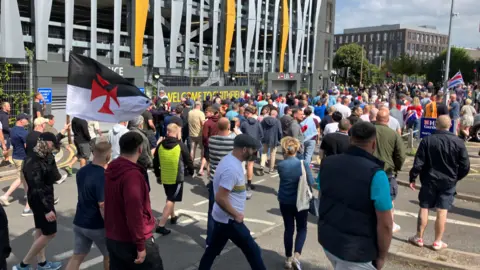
[270, 174, 279, 178]
[395, 210, 480, 228]
[194, 157, 201, 161]
[80, 256, 104, 269]
[254, 179, 266, 184]
[193, 199, 209, 206]
[53, 250, 73, 261]
[177, 209, 276, 226]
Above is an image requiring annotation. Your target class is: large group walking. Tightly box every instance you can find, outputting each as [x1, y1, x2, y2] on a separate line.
[0, 81, 476, 270]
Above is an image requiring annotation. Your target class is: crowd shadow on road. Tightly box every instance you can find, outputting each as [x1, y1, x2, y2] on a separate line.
[1, 187, 27, 206]
[266, 207, 318, 225]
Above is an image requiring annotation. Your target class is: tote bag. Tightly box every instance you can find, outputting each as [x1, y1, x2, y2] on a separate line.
[296, 160, 313, 211]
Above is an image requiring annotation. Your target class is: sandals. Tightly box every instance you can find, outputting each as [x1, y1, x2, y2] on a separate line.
[432, 241, 448, 251]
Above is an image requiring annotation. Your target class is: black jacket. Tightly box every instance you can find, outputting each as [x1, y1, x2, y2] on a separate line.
[0, 111, 9, 136]
[0, 205, 10, 262]
[23, 153, 62, 213]
[409, 130, 470, 189]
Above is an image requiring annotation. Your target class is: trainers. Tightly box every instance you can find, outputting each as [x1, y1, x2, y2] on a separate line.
[432, 241, 448, 251]
[392, 223, 401, 233]
[248, 182, 256, 191]
[0, 195, 10, 206]
[55, 173, 67, 184]
[408, 235, 424, 247]
[284, 257, 293, 269]
[64, 166, 73, 177]
[292, 257, 302, 270]
[170, 216, 179, 225]
[37, 261, 62, 270]
[155, 226, 171, 236]
[12, 263, 34, 270]
[21, 209, 33, 217]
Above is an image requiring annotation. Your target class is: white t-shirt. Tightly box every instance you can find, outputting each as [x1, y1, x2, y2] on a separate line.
[388, 117, 401, 132]
[333, 103, 351, 119]
[212, 153, 246, 224]
[323, 122, 339, 135]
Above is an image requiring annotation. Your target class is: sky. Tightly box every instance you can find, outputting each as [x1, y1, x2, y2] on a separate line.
[335, 0, 480, 48]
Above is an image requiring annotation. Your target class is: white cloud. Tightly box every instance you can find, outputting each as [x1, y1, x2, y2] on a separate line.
[335, 0, 480, 48]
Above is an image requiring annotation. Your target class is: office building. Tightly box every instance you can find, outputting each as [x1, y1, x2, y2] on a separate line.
[334, 24, 448, 66]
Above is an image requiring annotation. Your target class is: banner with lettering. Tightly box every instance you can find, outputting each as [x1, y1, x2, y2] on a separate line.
[420, 118, 455, 138]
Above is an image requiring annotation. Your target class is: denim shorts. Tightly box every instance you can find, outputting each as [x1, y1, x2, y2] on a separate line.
[73, 225, 108, 256]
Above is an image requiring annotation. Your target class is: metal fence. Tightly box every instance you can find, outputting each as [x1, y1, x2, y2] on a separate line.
[0, 60, 32, 124]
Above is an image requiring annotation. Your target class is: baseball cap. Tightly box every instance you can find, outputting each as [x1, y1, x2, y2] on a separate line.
[16, 113, 30, 121]
[159, 89, 165, 93]
[234, 134, 261, 150]
[34, 117, 48, 127]
[39, 132, 60, 149]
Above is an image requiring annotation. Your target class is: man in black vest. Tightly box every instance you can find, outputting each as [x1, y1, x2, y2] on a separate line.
[318, 122, 393, 270]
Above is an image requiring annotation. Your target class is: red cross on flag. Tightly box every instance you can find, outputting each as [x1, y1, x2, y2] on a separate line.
[66, 53, 150, 122]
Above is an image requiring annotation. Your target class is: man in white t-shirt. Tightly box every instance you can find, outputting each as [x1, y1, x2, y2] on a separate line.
[199, 134, 265, 270]
[333, 96, 352, 119]
[323, 111, 343, 136]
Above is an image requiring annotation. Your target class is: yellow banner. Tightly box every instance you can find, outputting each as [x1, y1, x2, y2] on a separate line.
[166, 90, 243, 103]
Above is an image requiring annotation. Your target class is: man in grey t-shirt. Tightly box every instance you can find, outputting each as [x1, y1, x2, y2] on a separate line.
[199, 134, 265, 270]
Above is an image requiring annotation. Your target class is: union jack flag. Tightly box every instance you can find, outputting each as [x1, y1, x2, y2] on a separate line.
[447, 71, 464, 89]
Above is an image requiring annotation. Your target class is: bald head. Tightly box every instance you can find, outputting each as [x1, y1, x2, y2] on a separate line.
[338, 119, 351, 132]
[217, 117, 230, 131]
[369, 108, 379, 122]
[376, 108, 390, 124]
[436, 115, 452, 130]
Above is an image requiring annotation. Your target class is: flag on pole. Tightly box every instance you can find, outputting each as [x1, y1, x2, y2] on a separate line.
[66, 53, 150, 122]
[447, 71, 464, 89]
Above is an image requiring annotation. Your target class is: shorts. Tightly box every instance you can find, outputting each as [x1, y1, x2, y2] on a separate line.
[12, 159, 25, 182]
[163, 183, 183, 202]
[190, 136, 203, 149]
[388, 175, 398, 201]
[33, 208, 57, 236]
[203, 146, 209, 159]
[75, 142, 92, 160]
[3, 135, 10, 149]
[419, 185, 455, 210]
[325, 249, 376, 270]
[73, 225, 108, 256]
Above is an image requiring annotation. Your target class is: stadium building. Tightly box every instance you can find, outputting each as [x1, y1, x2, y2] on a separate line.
[0, 0, 335, 119]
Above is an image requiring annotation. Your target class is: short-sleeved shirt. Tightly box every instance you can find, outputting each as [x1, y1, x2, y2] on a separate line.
[449, 101, 460, 120]
[212, 153, 246, 224]
[73, 163, 106, 229]
[320, 132, 350, 157]
[387, 117, 401, 131]
[32, 102, 43, 120]
[142, 110, 155, 132]
[317, 170, 392, 211]
[188, 109, 206, 137]
[323, 122, 339, 135]
[10, 126, 28, 160]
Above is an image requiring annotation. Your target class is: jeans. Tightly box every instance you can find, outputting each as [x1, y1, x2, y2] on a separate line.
[325, 249, 376, 270]
[279, 203, 308, 257]
[206, 182, 215, 247]
[303, 140, 316, 166]
[106, 237, 164, 270]
[260, 145, 278, 170]
[407, 118, 420, 139]
[199, 220, 266, 270]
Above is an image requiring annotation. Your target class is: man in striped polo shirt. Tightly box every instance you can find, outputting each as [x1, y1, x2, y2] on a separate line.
[206, 117, 237, 247]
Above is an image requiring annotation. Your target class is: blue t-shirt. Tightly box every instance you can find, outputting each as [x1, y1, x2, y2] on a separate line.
[317, 170, 392, 211]
[449, 101, 460, 120]
[314, 105, 326, 119]
[226, 110, 239, 121]
[10, 126, 28, 160]
[73, 163, 106, 229]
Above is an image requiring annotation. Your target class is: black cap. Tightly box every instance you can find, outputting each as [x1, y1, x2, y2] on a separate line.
[39, 132, 60, 149]
[16, 113, 30, 121]
[234, 134, 261, 150]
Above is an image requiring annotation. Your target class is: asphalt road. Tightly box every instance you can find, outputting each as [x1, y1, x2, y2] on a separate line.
[1, 152, 479, 269]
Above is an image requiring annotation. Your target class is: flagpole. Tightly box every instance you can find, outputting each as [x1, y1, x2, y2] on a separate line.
[443, 0, 455, 91]
[66, 115, 72, 145]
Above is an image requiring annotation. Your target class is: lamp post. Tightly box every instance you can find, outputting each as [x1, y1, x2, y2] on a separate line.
[443, 0, 457, 91]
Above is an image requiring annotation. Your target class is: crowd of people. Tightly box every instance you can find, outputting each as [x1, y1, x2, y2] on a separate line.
[0, 81, 475, 270]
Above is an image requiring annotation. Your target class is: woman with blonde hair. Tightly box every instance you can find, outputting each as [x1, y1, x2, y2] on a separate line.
[460, 99, 476, 141]
[406, 96, 423, 138]
[277, 136, 314, 269]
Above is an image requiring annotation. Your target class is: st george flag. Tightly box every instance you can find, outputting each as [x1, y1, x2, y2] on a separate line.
[447, 71, 464, 89]
[66, 53, 150, 122]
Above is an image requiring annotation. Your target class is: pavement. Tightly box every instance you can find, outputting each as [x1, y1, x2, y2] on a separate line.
[0, 142, 479, 269]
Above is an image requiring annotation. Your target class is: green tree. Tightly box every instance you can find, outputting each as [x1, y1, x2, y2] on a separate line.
[391, 54, 423, 76]
[333, 43, 370, 85]
[425, 47, 475, 85]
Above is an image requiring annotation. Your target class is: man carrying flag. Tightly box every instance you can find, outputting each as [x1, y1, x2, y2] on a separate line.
[66, 53, 150, 123]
